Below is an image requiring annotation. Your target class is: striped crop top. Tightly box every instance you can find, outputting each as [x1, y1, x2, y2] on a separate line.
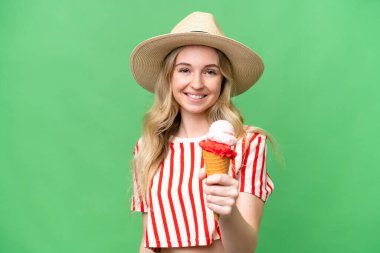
[131, 126, 274, 250]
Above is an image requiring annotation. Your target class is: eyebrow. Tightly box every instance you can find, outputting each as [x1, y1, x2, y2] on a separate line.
[175, 63, 220, 68]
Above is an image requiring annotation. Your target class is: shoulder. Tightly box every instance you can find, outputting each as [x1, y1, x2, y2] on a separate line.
[240, 125, 268, 144]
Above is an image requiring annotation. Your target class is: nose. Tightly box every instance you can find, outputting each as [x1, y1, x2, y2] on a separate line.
[190, 72, 204, 89]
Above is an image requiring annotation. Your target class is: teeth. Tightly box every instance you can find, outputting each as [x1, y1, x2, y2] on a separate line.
[187, 93, 205, 99]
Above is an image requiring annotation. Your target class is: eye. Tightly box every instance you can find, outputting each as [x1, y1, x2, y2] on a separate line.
[205, 69, 218, 75]
[178, 67, 190, 73]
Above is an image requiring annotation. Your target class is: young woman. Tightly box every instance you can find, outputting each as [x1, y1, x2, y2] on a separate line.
[130, 12, 275, 253]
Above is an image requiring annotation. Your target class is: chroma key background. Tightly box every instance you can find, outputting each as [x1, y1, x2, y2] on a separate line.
[0, 0, 379, 252]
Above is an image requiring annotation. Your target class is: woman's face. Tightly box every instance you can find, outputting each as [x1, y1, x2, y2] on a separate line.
[172, 45, 223, 118]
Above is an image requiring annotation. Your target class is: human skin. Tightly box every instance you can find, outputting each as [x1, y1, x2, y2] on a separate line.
[139, 45, 264, 253]
[171, 45, 223, 124]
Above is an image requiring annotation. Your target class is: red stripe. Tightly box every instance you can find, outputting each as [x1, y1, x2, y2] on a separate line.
[145, 228, 149, 248]
[178, 143, 191, 244]
[268, 184, 273, 194]
[140, 200, 145, 212]
[138, 170, 145, 212]
[168, 144, 182, 246]
[240, 137, 247, 191]
[139, 170, 145, 212]
[132, 143, 137, 211]
[231, 145, 236, 179]
[149, 179, 160, 247]
[199, 154, 211, 245]
[215, 218, 221, 239]
[132, 195, 136, 210]
[133, 142, 145, 212]
[188, 143, 199, 245]
[132, 161, 137, 211]
[250, 136, 261, 195]
[133, 161, 145, 212]
[157, 163, 172, 247]
[240, 134, 258, 192]
[259, 143, 266, 200]
[267, 173, 273, 195]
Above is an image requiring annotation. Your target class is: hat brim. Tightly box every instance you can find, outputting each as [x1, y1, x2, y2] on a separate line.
[130, 32, 264, 95]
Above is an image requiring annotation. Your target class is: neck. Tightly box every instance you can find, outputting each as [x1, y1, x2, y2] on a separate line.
[176, 110, 211, 138]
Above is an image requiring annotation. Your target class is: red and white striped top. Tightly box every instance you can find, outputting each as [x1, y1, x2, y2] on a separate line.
[131, 126, 274, 249]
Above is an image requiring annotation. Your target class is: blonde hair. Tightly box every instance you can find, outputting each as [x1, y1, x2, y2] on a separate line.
[134, 46, 278, 197]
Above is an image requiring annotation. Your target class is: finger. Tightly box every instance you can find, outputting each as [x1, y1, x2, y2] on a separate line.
[204, 185, 239, 198]
[198, 168, 207, 180]
[206, 202, 233, 217]
[206, 194, 236, 207]
[206, 174, 238, 187]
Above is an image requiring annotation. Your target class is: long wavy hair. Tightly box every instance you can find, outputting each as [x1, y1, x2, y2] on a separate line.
[134, 46, 277, 197]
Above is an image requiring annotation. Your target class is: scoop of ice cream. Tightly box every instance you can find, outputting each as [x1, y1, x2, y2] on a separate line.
[199, 140, 237, 158]
[207, 120, 237, 146]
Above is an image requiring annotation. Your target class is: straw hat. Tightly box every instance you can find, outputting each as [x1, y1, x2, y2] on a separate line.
[130, 12, 264, 95]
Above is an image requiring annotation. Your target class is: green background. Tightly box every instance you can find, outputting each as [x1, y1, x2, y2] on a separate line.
[1, 0, 379, 252]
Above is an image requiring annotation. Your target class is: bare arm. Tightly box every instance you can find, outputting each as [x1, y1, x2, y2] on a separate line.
[218, 193, 264, 253]
[202, 170, 264, 253]
[139, 213, 155, 253]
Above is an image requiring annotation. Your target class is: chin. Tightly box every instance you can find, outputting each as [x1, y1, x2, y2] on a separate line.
[181, 106, 213, 116]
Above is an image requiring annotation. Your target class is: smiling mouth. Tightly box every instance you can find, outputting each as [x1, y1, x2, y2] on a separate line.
[185, 93, 207, 99]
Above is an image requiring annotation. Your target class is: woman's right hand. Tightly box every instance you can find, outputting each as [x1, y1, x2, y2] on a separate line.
[198, 168, 240, 218]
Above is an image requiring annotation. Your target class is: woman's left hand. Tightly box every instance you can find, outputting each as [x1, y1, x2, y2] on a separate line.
[199, 168, 239, 218]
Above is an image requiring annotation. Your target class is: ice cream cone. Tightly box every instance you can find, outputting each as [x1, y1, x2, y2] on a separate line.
[202, 150, 231, 221]
[199, 120, 238, 222]
[202, 150, 230, 176]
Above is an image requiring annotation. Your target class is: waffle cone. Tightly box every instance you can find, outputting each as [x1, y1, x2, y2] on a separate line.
[202, 150, 230, 176]
[202, 150, 231, 221]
